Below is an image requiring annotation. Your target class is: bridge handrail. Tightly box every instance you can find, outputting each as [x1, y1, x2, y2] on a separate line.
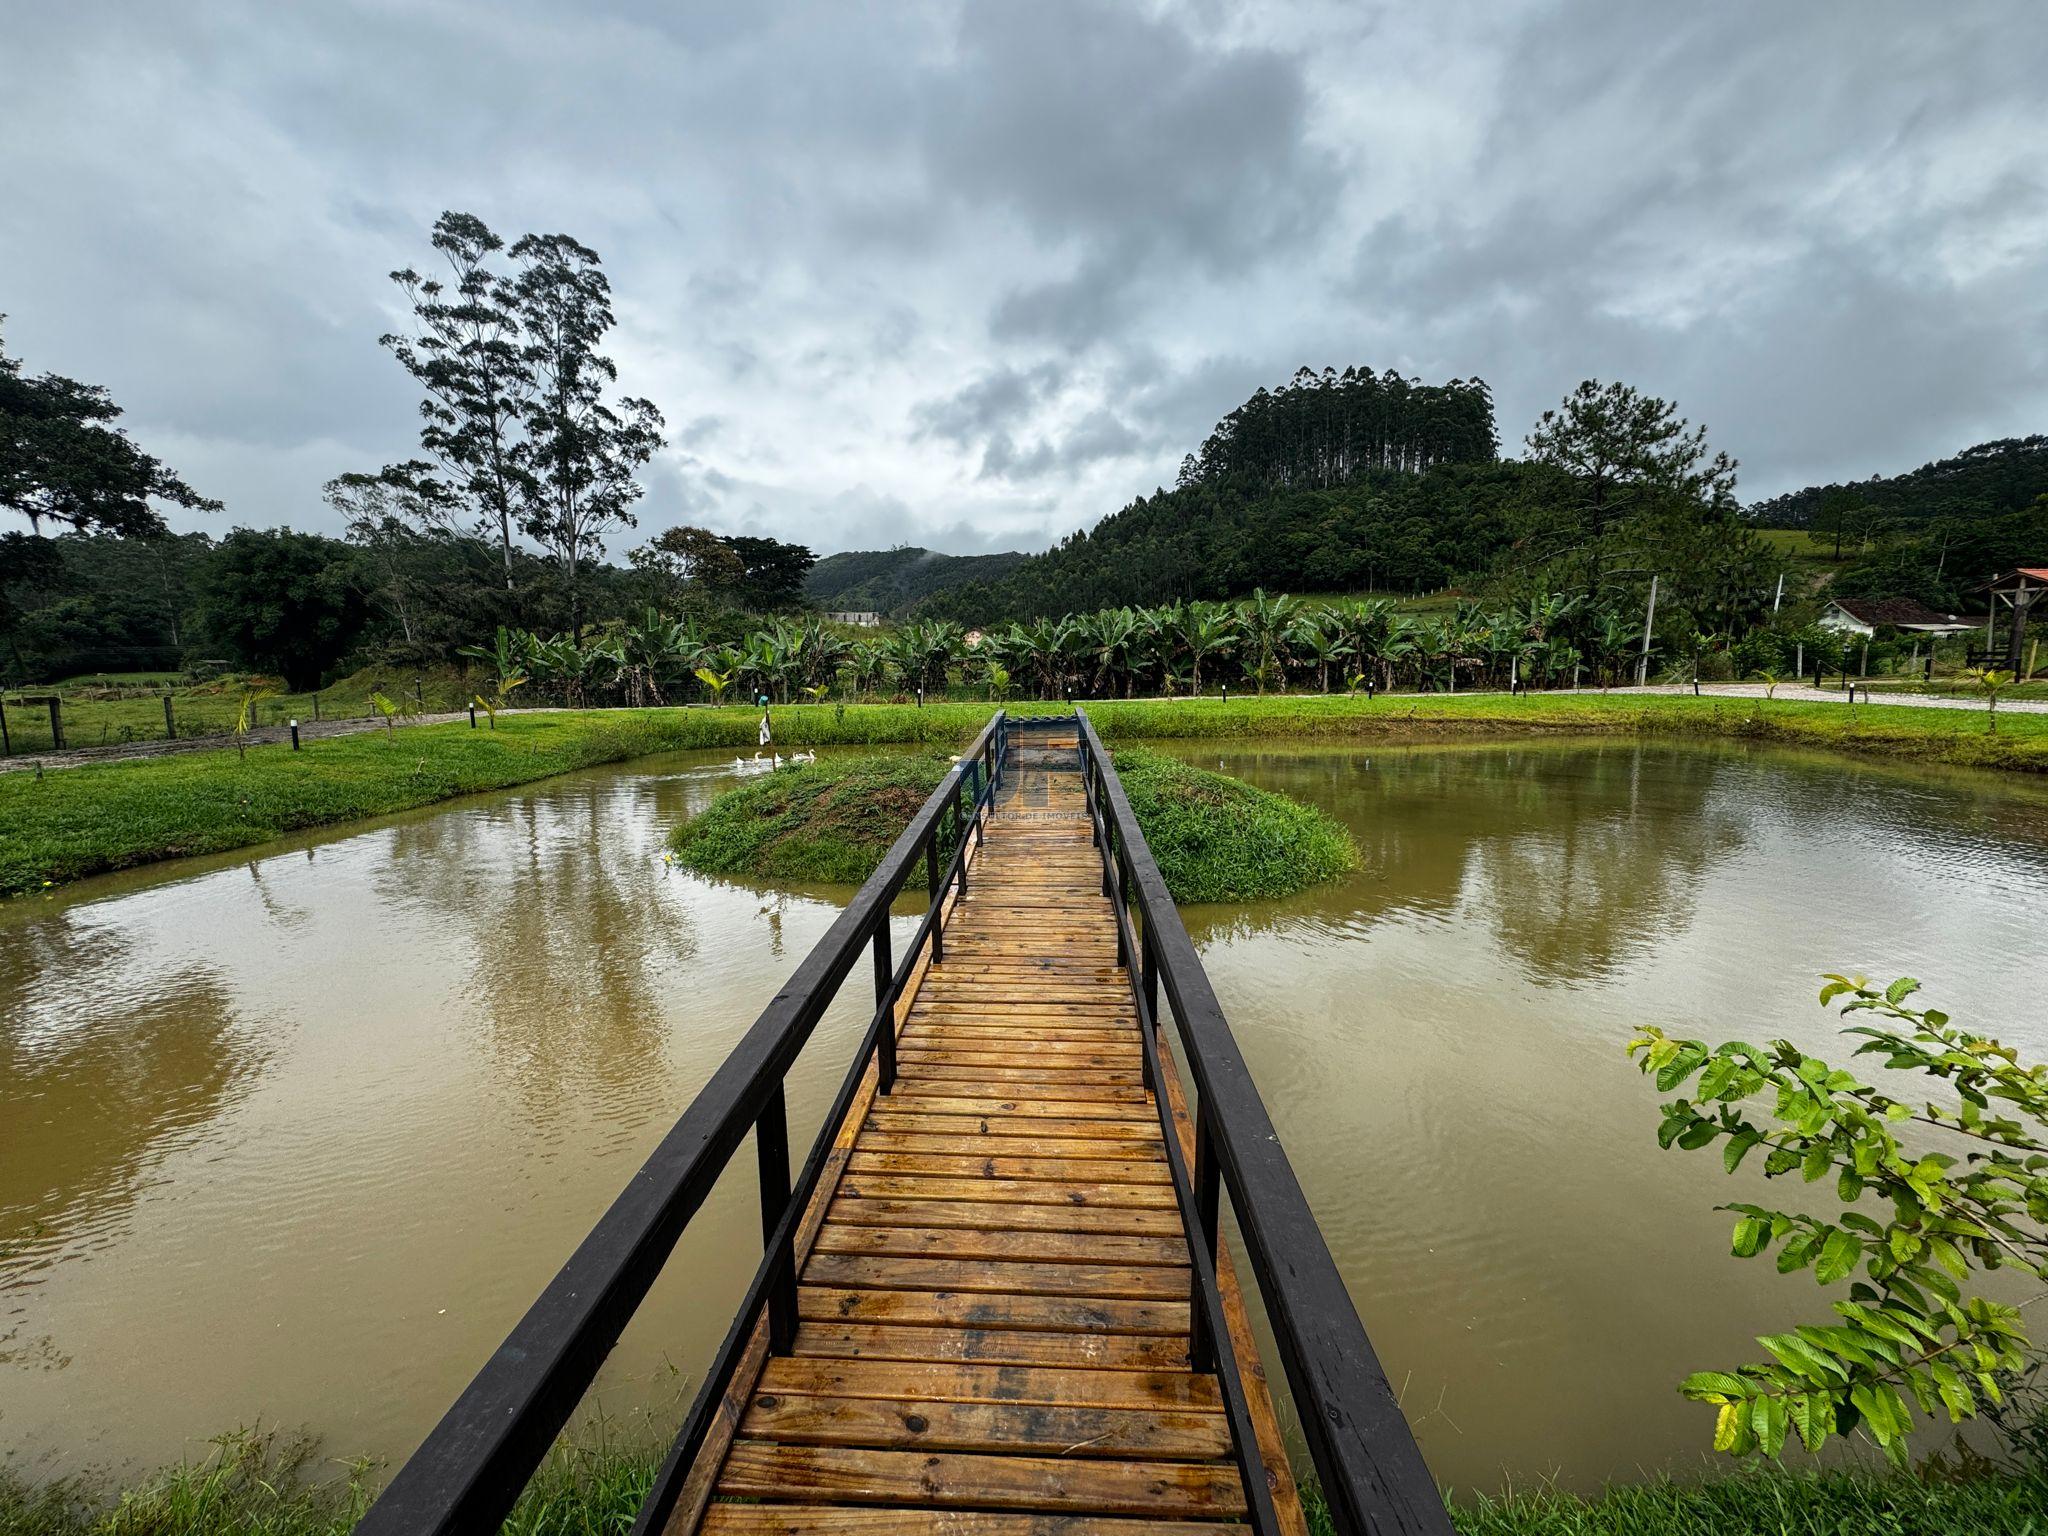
[356, 712, 1009, 1536]
[1074, 710, 1452, 1536]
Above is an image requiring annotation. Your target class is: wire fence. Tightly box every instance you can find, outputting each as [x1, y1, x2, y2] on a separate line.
[0, 691, 402, 755]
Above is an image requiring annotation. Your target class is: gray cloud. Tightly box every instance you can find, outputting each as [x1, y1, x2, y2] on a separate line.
[2, 0, 2043, 560]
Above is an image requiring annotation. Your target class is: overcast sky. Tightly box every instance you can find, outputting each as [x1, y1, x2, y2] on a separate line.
[5, 1, 2046, 558]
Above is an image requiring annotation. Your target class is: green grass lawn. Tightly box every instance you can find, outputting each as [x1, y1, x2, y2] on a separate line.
[5, 1429, 2042, 1536]
[7, 691, 2048, 897]
[666, 744, 1357, 899]
[2, 664, 484, 752]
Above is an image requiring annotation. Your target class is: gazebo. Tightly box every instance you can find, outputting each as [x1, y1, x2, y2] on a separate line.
[1974, 567, 2048, 673]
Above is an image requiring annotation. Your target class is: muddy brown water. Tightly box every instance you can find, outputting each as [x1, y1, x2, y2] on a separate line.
[2, 737, 2044, 1494]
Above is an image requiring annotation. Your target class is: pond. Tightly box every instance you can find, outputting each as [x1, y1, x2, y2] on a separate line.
[1, 736, 2043, 1495]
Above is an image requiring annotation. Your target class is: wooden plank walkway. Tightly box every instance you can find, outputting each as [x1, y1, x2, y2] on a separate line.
[689, 728, 1306, 1535]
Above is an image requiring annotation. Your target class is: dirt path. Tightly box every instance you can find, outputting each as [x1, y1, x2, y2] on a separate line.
[1619, 682, 2048, 714]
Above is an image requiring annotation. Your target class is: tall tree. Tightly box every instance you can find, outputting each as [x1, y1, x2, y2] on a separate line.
[1, 321, 218, 678]
[195, 528, 365, 691]
[506, 233, 665, 638]
[1521, 379, 1740, 599]
[722, 535, 816, 612]
[0, 319, 220, 537]
[628, 523, 745, 607]
[377, 214, 534, 590]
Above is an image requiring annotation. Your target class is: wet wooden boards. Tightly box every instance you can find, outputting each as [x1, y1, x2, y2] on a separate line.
[685, 736, 1304, 1535]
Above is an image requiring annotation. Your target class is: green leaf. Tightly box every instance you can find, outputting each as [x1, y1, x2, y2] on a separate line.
[1732, 1216, 1769, 1258]
[1713, 1400, 1745, 1454]
[1680, 1370, 1751, 1400]
[1815, 1229, 1862, 1285]
[1802, 1142, 1833, 1182]
[1791, 1392, 1832, 1453]
[1724, 1130, 1763, 1174]
[1885, 977, 1920, 1005]
[1759, 1331, 1844, 1382]
[1752, 1392, 1788, 1457]
[1927, 1236, 1969, 1280]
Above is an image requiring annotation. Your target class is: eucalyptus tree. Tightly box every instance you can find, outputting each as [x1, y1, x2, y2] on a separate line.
[376, 213, 533, 590]
[507, 233, 665, 639]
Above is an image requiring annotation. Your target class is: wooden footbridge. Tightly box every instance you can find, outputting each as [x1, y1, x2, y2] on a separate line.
[358, 714, 1451, 1536]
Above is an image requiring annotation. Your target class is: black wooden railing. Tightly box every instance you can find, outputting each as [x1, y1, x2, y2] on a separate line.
[356, 713, 1009, 1536]
[1075, 709, 1452, 1536]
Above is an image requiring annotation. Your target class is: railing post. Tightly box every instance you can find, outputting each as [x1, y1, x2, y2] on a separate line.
[1189, 1108, 1221, 1372]
[955, 775, 971, 897]
[873, 924, 897, 1094]
[757, 1083, 797, 1354]
[925, 825, 944, 963]
[1138, 923, 1158, 1094]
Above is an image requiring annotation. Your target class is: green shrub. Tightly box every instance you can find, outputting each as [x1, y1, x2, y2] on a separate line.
[667, 752, 960, 885]
[1110, 746, 1357, 902]
[667, 745, 1355, 901]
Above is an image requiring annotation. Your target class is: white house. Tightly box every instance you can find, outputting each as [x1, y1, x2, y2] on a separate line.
[824, 611, 882, 628]
[1817, 597, 1973, 638]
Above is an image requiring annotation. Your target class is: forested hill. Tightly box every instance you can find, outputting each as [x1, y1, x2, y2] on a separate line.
[806, 547, 1028, 615]
[905, 364, 1508, 622]
[914, 466, 1537, 622]
[1748, 436, 2048, 528]
[1176, 365, 1497, 487]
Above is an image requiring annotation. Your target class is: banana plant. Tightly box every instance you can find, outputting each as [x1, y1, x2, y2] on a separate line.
[694, 667, 735, 705]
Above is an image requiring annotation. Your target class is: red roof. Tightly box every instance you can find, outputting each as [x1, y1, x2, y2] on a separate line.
[1828, 597, 1968, 629]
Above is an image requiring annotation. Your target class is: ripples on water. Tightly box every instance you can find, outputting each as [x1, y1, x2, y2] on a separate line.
[1, 737, 2043, 1491]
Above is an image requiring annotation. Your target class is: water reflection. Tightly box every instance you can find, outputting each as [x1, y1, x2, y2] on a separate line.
[1161, 737, 2048, 1490]
[1, 738, 2043, 1496]
[1175, 743, 1750, 984]
[1, 917, 256, 1294]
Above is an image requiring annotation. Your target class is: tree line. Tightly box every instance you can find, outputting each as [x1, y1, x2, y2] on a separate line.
[1175, 365, 1498, 488]
[9, 200, 2041, 696]
[458, 584, 1891, 714]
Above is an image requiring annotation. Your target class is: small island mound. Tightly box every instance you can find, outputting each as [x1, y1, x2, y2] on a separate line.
[668, 745, 1357, 901]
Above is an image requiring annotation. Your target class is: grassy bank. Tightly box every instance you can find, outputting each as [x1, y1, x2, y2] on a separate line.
[667, 745, 1357, 900]
[1112, 745, 1357, 901]
[1075, 691, 2048, 771]
[9, 691, 2048, 897]
[8, 1432, 2044, 1536]
[667, 751, 960, 884]
[0, 706, 985, 897]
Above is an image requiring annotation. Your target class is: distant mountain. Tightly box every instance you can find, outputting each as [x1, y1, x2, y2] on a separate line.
[1748, 436, 2048, 529]
[806, 546, 1029, 615]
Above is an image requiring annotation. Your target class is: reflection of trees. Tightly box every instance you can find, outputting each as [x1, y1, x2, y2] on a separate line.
[375, 771, 708, 1124]
[1466, 748, 1746, 983]
[0, 921, 253, 1291]
[1172, 742, 1746, 982]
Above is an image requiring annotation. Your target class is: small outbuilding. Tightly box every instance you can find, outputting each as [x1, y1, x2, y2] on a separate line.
[1974, 567, 2048, 671]
[1817, 596, 1974, 638]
